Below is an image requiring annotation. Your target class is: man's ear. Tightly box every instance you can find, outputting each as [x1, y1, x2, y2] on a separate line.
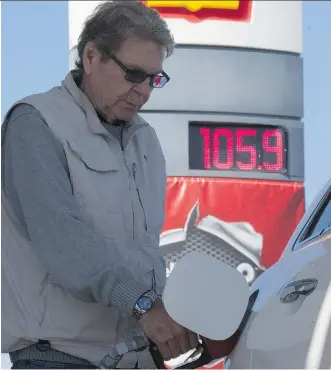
[82, 41, 100, 75]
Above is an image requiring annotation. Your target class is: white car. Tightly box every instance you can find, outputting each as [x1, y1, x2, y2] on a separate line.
[224, 176, 331, 369]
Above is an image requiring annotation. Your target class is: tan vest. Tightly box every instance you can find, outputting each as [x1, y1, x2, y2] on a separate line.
[1, 72, 167, 367]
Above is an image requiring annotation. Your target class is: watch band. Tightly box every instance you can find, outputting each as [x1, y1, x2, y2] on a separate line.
[132, 290, 159, 320]
[144, 290, 159, 302]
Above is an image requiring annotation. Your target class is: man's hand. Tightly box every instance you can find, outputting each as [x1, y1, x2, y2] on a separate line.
[140, 298, 199, 361]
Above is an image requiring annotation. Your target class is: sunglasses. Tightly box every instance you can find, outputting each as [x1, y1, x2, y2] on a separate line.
[110, 54, 170, 88]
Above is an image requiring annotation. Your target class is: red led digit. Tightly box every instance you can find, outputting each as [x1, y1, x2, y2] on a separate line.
[212, 129, 234, 169]
[262, 129, 283, 171]
[236, 129, 257, 170]
[200, 128, 211, 169]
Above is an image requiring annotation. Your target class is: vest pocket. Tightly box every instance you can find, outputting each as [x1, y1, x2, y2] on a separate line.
[67, 139, 119, 172]
[66, 139, 124, 239]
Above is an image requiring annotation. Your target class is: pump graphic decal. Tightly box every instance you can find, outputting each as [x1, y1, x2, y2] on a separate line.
[160, 177, 305, 285]
[143, 0, 252, 23]
[161, 202, 264, 284]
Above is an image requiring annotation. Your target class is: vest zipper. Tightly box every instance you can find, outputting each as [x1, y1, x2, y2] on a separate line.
[117, 125, 147, 240]
[101, 125, 145, 240]
[132, 163, 147, 231]
[123, 157, 135, 239]
[152, 269, 157, 293]
[121, 127, 145, 239]
[120, 127, 136, 239]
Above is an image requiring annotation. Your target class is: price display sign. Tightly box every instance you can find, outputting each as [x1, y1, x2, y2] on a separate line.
[189, 122, 288, 173]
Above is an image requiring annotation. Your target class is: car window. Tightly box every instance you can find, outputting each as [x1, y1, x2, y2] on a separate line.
[295, 192, 331, 248]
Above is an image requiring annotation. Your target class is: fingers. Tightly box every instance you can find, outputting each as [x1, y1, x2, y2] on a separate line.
[167, 338, 182, 360]
[178, 334, 192, 354]
[157, 342, 172, 361]
[157, 332, 192, 360]
[166, 330, 199, 360]
[140, 299, 199, 362]
[188, 330, 199, 349]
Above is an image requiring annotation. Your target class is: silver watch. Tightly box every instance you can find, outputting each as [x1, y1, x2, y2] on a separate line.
[132, 291, 159, 320]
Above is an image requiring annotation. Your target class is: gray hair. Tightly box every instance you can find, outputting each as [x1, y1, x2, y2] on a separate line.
[75, 0, 175, 73]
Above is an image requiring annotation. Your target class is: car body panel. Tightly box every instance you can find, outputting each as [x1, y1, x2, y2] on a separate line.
[226, 176, 331, 369]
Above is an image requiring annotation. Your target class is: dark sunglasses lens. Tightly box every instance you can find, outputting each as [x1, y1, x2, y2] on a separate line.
[126, 70, 148, 84]
[126, 69, 169, 88]
[152, 75, 168, 88]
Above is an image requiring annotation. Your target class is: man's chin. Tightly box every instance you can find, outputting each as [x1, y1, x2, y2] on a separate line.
[117, 110, 138, 122]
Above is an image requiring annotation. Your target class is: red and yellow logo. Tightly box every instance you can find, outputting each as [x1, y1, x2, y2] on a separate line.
[143, 1, 252, 23]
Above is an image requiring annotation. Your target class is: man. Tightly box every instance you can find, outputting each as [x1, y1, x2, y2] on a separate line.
[1, 1, 198, 368]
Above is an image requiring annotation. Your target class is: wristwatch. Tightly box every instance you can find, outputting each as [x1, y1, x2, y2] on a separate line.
[132, 290, 159, 320]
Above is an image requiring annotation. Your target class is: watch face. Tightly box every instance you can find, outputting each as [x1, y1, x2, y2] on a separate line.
[137, 296, 153, 311]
